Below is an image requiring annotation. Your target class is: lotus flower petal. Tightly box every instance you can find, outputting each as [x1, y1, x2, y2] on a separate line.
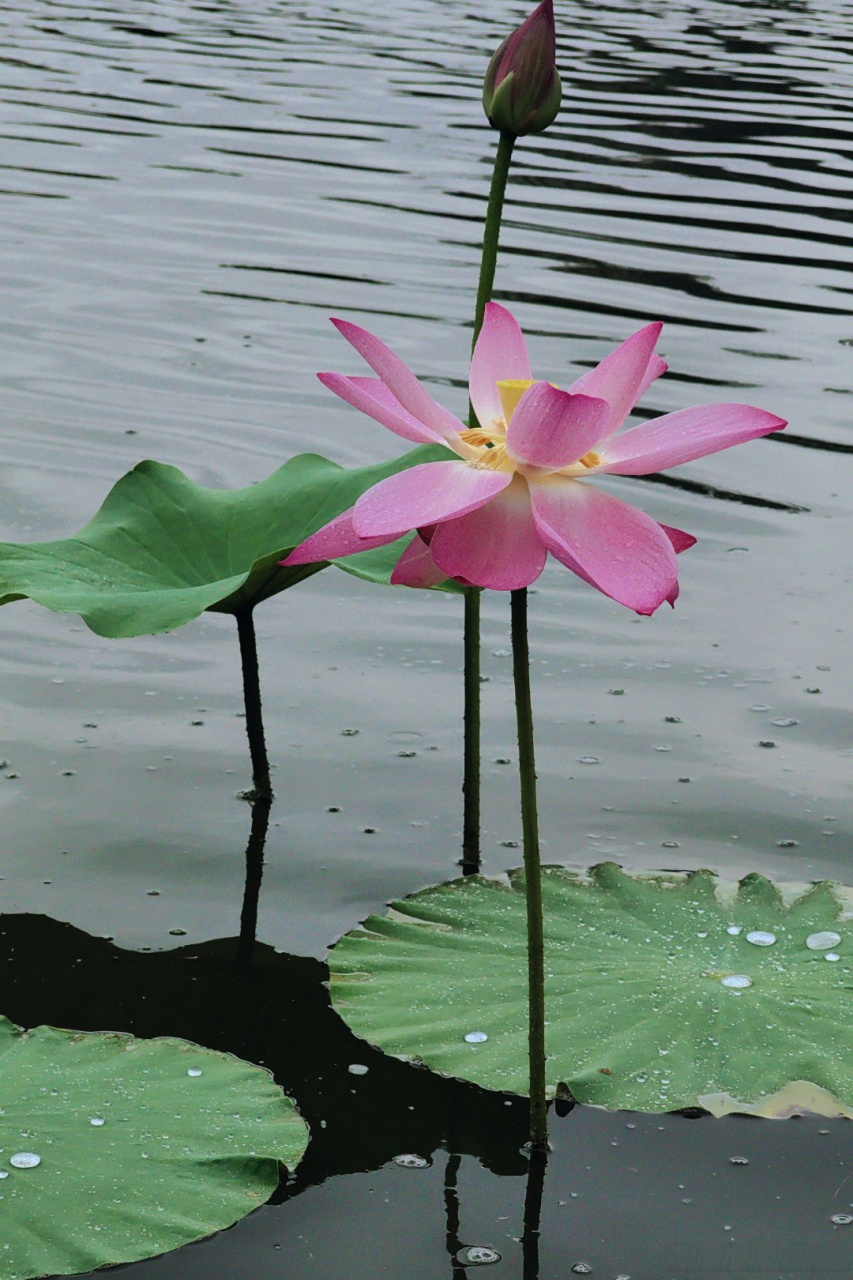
[568, 323, 663, 436]
[470, 302, 533, 432]
[390, 535, 450, 588]
[317, 374, 448, 446]
[529, 478, 679, 614]
[331, 318, 464, 442]
[430, 476, 547, 591]
[352, 461, 512, 539]
[283, 508, 400, 566]
[597, 404, 787, 475]
[507, 383, 610, 471]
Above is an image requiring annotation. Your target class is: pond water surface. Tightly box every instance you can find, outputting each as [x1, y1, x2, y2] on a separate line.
[0, 0, 851, 1276]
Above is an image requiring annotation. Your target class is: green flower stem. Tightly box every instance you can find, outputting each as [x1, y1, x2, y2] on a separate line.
[462, 128, 516, 875]
[461, 586, 482, 875]
[510, 586, 547, 1150]
[470, 130, 516, 376]
[235, 606, 273, 802]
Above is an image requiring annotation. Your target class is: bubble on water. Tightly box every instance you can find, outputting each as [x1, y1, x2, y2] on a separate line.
[90, 1117, 105, 1127]
[746, 931, 776, 947]
[726, 925, 743, 936]
[830, 1213, 853, 1225]
[806, 932, 842, 951]
[571, 1264, 593, 1275]
[578, 756, 600, 765]
[721, 975, 752, 989]
[465, 1031, 489, 1044]
[729, 1155, 749, 1165]
[771, 718, 798, 728]
[10, 1154, 40, 1169]
[456, 1246, 501, 1265]
[393, 1153, 430, 1169]
[347, 1063, 369, 1075]
[187, 1068, 203, 1077]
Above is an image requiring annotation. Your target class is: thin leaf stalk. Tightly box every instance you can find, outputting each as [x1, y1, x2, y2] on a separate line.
[462, 128, 516, 874]
[235, 606, 273, 802]
[510, 586, 547, 1150]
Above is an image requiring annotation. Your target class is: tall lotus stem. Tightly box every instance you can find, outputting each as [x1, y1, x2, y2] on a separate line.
[510, 587, 547, 1149]
[462, 128, 516, 875]
[235, 606, 273, 803]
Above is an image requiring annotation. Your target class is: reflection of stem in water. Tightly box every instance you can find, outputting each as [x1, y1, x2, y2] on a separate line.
[522, 1147, 547, 1280]
[237, 793, 271, 966]
[235, 606, 273, 801]
[443, 1153, 468, 1278]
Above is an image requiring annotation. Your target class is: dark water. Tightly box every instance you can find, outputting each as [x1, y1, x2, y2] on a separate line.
[0, 0, 851, 1275]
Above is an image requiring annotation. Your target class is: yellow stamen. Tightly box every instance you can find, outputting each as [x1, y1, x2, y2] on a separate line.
[458, 428, 494, 448]
[578, 450, 600, 469]
[497, 378, 536, 425]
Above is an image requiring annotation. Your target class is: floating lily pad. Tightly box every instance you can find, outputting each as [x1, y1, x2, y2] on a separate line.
[0, 445, 449, 638]
[0, 1017, 308, 1278]
[329, 864, 853, 1115]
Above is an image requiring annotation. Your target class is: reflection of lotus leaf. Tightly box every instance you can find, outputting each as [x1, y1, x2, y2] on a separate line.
[0, 445, 452, 638]
[0, 1017, 308, 1278]
[329, 864, 853, 1115]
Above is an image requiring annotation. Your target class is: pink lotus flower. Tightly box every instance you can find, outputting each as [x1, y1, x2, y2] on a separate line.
[284, 304, 785, 614]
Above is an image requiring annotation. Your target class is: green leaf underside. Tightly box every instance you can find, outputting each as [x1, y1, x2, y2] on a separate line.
[0, 445, 451, 638]
[329, 864, 853, 1116]
[0, 1018, 308, 1279]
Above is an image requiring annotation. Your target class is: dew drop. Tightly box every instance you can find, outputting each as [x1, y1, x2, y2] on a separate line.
[347, 1063, 369, 1075]
[465, 1031, 489, 1044]
[746, 931, 776, 947]
[10, 1153, 40, 1169]
[806, 932, 842, 951]
[187, 1068, 203, 1078]
[721, 975, 752, 989]
[0, 1172, 8, 1180]
[726, 925, 742, 936]
[825, 953, 841, 963]
[90, 1117, 105, 1127]
[456, 1246, 501, 1265]
[393, 1153, 430, 1169]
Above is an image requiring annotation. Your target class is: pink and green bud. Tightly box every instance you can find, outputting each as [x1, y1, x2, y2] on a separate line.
[482, 0, 562, 137]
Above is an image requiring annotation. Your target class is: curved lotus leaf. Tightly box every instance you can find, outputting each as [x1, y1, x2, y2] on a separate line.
[0, 1016, 308, 1278]
[329, 864, 853, 1115]
[0, 444, 450, 637]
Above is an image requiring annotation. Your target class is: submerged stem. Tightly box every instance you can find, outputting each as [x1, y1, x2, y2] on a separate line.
[461, 129, 516, 874]
[510, 587, 548, 1150]
[235, 607, 273, 802]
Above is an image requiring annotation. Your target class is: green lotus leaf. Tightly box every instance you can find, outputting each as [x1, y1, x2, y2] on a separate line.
[329, 864, 853, 1115]
[0, 1016, 308, 1278]
[0, 445, 450, 638]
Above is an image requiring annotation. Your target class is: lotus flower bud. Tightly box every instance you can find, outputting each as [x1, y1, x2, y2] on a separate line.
[482, 0, 562, 137]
